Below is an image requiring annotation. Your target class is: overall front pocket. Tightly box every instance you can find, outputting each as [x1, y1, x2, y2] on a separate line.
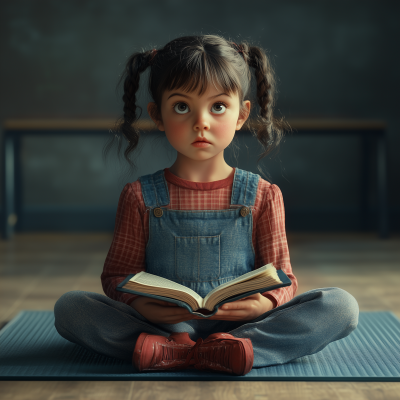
[175, 235, 221, 282]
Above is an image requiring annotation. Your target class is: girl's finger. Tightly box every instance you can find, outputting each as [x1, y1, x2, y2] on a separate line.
[221, 301, 249, 311]
[214, 309, 244, 318]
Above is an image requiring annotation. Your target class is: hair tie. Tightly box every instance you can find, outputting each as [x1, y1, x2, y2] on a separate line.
[149, 49, 157, 65]
[233, 42, 248, 64]
[233, 42, 244, 55]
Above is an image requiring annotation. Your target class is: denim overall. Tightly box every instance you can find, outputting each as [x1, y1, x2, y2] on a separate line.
[54, 168, 359, 368]
[140, 168, 259, 302]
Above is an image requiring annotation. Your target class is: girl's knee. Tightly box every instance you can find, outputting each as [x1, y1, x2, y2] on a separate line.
[54, 290, 88, 325]
[54, 291, 92, 343]
[55, 290, 83, 311]
[325, 287, 359, 334]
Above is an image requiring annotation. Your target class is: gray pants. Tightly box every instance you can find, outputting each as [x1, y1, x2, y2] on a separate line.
[54, 287, 359, 368]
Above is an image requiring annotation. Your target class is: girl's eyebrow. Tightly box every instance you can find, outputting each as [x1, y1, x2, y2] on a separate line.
[167, 93, 191, 100]
[167, 92, 231, 100]
[208, 93, 231, 99]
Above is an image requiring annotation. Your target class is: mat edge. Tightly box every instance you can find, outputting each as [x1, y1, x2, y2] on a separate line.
[0, 376, 399, 382]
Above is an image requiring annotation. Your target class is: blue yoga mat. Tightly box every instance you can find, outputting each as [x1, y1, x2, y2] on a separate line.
[0, 310, 399, 381]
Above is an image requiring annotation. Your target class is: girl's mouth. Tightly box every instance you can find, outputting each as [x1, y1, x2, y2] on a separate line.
[192, 137, 211, 143]
[192, 141, 211, 148]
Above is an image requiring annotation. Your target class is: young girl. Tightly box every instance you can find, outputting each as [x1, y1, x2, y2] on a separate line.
[54, 35, 359, 376]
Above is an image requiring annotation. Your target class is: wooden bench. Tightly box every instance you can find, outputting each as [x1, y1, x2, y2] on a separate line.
[1, 119, 388, 239]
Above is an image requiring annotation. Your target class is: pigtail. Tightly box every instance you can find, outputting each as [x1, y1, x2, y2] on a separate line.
[241, 43, 289, 161]
[105, 49, 155, 168]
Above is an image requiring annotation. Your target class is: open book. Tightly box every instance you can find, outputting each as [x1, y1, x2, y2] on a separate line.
[116, 263, 292, 318]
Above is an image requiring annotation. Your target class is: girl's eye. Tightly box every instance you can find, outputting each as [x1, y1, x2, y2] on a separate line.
[211, 103, 227, 114]
[174, 102, 189, 114]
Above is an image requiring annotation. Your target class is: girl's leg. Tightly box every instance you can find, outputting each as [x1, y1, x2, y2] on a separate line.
[227, 287, 359, 368]
[54, 288, 359, 370]
[54, 291, 235, 362]
[54, 291, 171, 361]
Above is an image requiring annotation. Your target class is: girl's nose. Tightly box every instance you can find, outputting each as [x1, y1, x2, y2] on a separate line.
[193, 113, 210, 132]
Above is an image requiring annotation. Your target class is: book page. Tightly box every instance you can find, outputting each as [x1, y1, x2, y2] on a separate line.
[130, 272, 204, 306]
[208, 274, 281, 306]
[203, 263, 275, 304]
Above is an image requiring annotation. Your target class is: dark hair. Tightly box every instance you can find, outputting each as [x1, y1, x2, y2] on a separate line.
[106, 35, 288, 171]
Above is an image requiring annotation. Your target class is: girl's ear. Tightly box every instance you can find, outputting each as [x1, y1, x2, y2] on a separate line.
[236, 100, 251, 130]
[147, 102, 165, 131]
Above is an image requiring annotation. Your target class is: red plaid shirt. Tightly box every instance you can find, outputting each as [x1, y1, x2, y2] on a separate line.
[101, 168, 298, 309]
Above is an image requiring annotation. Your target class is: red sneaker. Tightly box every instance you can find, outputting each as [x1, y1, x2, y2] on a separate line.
[133, 332, 196, 371]
[181, 332, 254, 376]
[133, 332, 253, 376]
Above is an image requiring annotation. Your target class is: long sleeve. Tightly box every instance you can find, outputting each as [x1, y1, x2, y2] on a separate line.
[101, 171, 298, 310]
[255, 184, 298, 308]
[100, 183, 147, 305]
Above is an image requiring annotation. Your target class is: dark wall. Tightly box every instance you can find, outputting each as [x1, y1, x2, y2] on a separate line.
[1, 0, 399, 231]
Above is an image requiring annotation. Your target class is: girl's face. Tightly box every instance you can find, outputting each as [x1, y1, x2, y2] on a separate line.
[148, 85, 250, 164]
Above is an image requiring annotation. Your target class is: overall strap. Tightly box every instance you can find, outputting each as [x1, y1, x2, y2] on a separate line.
[230, 168, 260, 207]
[139, 169, 170, 208]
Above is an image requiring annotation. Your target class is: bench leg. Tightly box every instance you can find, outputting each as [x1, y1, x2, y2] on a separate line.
[1, 132, 16, 239]
[377, 132, 388, 238]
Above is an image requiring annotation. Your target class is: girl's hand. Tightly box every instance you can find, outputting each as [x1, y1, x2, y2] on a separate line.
[194, 293, 274, 321]
[130, 296, 196, 324]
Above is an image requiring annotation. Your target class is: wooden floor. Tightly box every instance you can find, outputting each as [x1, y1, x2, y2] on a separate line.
[0, 232, 399, 400]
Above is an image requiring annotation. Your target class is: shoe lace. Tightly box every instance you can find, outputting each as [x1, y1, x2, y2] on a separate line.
[178, 337, 234, 372]
[196, 340, 233, 371]
[179, 338, 203, 369]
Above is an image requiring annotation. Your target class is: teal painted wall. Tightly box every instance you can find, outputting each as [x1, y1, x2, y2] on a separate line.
[1, 0, 399, 230]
